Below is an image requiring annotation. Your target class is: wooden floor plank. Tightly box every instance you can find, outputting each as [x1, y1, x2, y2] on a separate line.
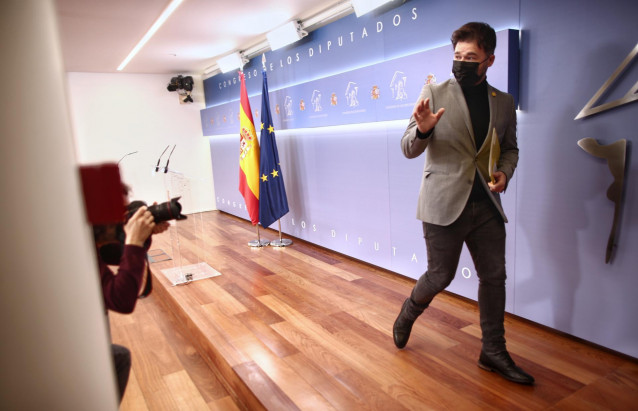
[107, 210, 638, 410]
[109, 295, 236, 410]
[233, 361, 300, 410]
[283, 352, 372, 411]
[119, 369, 150, 411]
[146, 291, 230, 404]
[163, 370, 211, 411]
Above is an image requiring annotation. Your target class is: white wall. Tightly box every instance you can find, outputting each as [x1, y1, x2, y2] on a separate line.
[1, 1, 118, 409]
[66, 72, 215, 214]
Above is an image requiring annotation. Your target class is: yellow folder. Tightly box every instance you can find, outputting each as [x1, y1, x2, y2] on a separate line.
[488, 128, 500, 184]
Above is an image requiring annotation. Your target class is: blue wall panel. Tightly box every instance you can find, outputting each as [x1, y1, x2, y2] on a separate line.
[516, 0, 638, 357]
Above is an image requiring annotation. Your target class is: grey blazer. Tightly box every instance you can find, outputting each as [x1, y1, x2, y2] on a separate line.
[401, 79, 518, 225]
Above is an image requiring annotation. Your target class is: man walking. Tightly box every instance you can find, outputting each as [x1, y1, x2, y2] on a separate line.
[393, 22, 534, 385]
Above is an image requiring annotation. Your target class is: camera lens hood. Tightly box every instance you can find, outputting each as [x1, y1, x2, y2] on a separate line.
[147, 196, 187, 222]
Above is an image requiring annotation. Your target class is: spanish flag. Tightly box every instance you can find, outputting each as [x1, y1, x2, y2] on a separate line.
[238, 72, 260, 225]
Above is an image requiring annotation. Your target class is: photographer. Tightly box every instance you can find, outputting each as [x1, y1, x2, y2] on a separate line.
[93, 203, 169, 401]
[95, 205, 169, 313]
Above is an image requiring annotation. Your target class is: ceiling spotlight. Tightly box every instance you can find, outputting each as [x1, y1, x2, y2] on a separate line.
[267, 21, 308, 51]
[351, 0, 395, 17]
[216, 52, 249, 73]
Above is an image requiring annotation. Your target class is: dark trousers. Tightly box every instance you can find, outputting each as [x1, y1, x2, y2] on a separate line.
[111, 344, 131, 402]
[411, 198, 507, 353]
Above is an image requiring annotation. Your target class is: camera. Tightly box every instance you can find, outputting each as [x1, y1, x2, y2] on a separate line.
[167, 75, 193, 92]
[127, 197, 187, 223]
[97, 197, 186, 265]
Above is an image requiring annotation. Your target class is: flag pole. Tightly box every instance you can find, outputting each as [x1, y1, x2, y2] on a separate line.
[248, 224, 270, 247]
[260, 53, 290, 247]
[237, 62, 265, 247]
[270, 219, 292, 247]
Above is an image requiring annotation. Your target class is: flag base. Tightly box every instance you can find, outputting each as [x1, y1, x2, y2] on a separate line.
[248, 239, 271, 247]
[270, 239, 292, 247]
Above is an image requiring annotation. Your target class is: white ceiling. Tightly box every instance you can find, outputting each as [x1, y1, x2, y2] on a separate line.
[54, 0, 351, 76]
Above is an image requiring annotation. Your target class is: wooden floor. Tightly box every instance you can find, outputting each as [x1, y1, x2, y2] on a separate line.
[110, 211, 638, 410]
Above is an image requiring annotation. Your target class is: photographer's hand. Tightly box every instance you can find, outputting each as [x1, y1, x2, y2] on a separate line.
[153, 221, 170, 234]
[150, 202, 170, 234]
[124, 206, 155, 247]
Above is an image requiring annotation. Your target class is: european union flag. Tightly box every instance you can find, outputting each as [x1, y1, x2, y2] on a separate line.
[258, 70, 289, 228]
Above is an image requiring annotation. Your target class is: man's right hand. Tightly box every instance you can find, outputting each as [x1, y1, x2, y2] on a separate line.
[413, 97, 445, 134]
[124, 206, 155, 247]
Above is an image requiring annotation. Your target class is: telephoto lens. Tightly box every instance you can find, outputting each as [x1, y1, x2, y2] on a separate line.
[127, 197, 187, 222]
[147, 197, 187, 222]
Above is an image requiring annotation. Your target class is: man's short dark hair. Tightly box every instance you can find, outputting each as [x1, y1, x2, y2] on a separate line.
[451, 22, 497, 56]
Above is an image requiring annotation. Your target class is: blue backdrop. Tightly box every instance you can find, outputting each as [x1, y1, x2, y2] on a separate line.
[201, 30, 517, 134]
[204, 0, 638, 358]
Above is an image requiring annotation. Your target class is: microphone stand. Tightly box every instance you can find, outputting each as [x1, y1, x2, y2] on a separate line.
[117, 151, 138, 165]
[155, 145, 169, 172]
[163, 145, 176, 173]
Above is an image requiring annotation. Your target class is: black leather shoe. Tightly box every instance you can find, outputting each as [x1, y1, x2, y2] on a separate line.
[393, 299, 415, 349]
[478, 351, 535, 385]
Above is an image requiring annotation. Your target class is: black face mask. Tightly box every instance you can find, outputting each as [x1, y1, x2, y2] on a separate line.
[452, 59, 487, 87]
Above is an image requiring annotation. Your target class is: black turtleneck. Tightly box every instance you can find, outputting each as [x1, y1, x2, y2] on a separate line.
[462, 79, 489, 150]
[462, 79, 490, 202]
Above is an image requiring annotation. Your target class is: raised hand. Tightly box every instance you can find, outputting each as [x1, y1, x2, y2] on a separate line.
[413, 97, 445, 134]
